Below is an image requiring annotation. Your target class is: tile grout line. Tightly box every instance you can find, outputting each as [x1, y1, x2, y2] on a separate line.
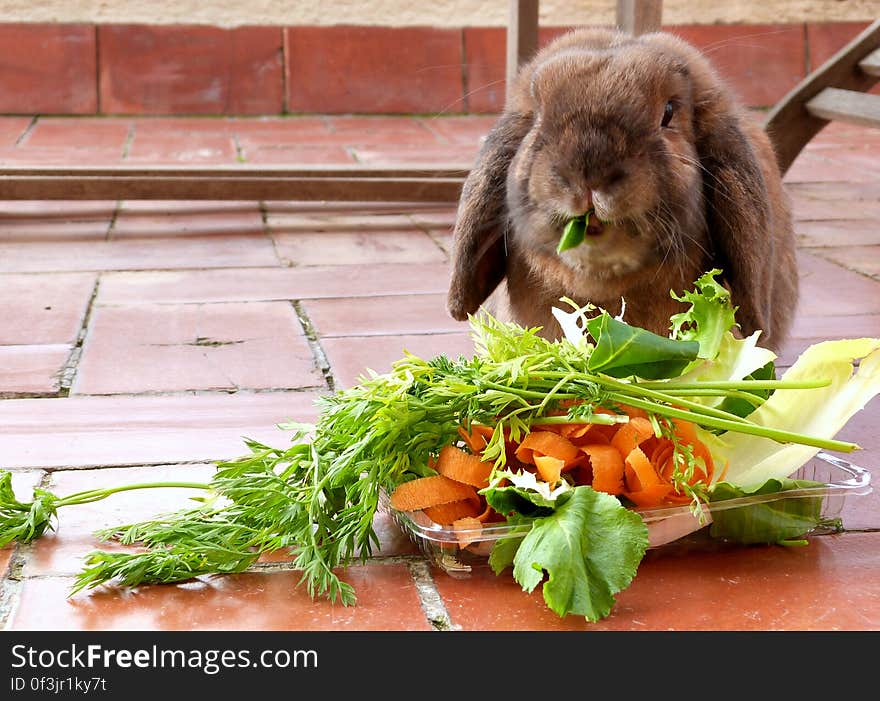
[57, 277, 102, 397]
[0, 471, 51, 631]
[14, 116, 39, 147]
[406, 558, 457, 631]
[290, 300, 336, 393]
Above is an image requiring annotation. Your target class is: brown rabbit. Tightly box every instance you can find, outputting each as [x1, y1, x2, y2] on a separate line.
[447, 28, 798, 352]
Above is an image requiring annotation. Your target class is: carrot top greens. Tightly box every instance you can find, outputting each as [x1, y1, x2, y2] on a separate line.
[0, 270, 876, 621]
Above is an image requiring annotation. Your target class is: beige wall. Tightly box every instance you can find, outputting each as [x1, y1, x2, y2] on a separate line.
[0, 1, 875, 27]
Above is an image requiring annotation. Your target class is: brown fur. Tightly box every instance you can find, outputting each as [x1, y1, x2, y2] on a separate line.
[447, 28, 798, 351]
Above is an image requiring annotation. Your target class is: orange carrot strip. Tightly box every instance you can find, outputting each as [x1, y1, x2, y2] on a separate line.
[452, 516, 484, 548]
[458, 426, 487, 453]
[582, 444, 625, 496]
[423, 498, 483, 526]
[389, 475, 479, 512]
[611, 416, 656, 456]
[624, 446, 664, 492]
[534, 455, 566, 484]
[624, 483, 674, 508]
[514, 430, 581, 467]
[435, 444, 495, 489]
[619, 404, 650, 420]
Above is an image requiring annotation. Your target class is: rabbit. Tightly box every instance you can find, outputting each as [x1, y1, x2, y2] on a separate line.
[447, 27, 798, 352]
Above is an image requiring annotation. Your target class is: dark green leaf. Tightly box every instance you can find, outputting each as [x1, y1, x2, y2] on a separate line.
[586, 312, 700, 379]
[557, 216, 586, 253]
[708, 478, 825, 544]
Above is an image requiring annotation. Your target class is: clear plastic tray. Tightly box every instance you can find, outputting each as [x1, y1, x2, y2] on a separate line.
[386, 452, 873, 578]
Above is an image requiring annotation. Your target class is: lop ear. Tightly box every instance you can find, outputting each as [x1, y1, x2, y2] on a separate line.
[696, 106, 780, 339]
[447, 111, 533, 321]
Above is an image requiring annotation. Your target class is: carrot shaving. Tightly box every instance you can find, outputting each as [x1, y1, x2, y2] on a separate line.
[452, 516, 484, 548]
[533, 455, 566, 484]
[610, 416, 655, 456]
[624, 483, 673, 507]
[423, 498, 483, 526]
[435, 444, 494, 489]
[514, 430, 582, 468]
[389, 474, 479, 512]
[457, 424, 495, 453]
[624, 446, 664, 492]
[581, 444, 625, 495]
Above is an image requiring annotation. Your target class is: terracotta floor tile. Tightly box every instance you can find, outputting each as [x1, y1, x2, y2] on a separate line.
[418, 115, 496, 145]
[0, 200, 118, 218]
[266, 210, 423, 234]
[0, 147, 124, 165]
[72, 302, 322, 394]
[0, 344, 71, 395]
[789, 313, 880, 339]
[21, 118, 130, 150]
[0, 116, 33, 146]
[796, 251, 880, 316]
[792, 197, 880, 223]
[125, 132, 238, 163]
[0, 272, 96, 345]
[784, 151, 879, 184]
[24, 463, 218, 577]
[0, 235, 280, 273]
[818, 245, 880, 278]
[96, 263, 453, 305]
[111, 200, 266, 238]
[0, 200, 114, 241]
[797, 220, 880, 248]
[271, 230, 446, 266]
[324, 116, 440, 146]
[433, 532, 880, 630]
[303, 294, 468, 338]
[239, 145, 356, 164]
[0, 391, 321, 469]
[322, 332, 475, 389]
[352, 144, 478, 166]
[11, 565, 430, 631]
[231, 117, 336, 147]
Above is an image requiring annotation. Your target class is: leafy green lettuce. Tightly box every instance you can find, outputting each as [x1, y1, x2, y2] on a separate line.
[487, 486, 648, 621]
[669, 268, 738, 360]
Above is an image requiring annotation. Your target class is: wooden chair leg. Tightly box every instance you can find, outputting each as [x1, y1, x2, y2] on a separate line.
[506, 0, 540, 89]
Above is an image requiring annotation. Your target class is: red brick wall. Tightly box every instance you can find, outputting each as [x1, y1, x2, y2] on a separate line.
[0, 21, 871, 115]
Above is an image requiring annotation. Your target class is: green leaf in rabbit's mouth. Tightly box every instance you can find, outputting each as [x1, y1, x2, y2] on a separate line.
[557, 209, 603, 253]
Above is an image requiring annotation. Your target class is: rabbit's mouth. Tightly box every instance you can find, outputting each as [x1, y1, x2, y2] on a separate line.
[584, 211, 605, 238]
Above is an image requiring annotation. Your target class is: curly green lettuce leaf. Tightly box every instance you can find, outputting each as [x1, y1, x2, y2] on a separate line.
[708, 478, 826, 544]
[669, 268, 738, 360]
[496, 486, 648, 621]
[705, 338, 880, 487]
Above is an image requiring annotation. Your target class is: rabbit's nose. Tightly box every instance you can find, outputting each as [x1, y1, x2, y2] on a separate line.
[574, 190, 593, 215]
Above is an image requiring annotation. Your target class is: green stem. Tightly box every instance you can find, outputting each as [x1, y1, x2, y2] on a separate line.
[56, 482, 211, 508]
[636, 379, 831, 391]
[594, 373, 758, 425]
[606, 393, 859, 452]
[658, 388, 764, 407]
[529, 415, 628, 426]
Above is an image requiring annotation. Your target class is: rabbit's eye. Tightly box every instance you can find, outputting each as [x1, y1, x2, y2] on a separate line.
[661, 100, 674, 128]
